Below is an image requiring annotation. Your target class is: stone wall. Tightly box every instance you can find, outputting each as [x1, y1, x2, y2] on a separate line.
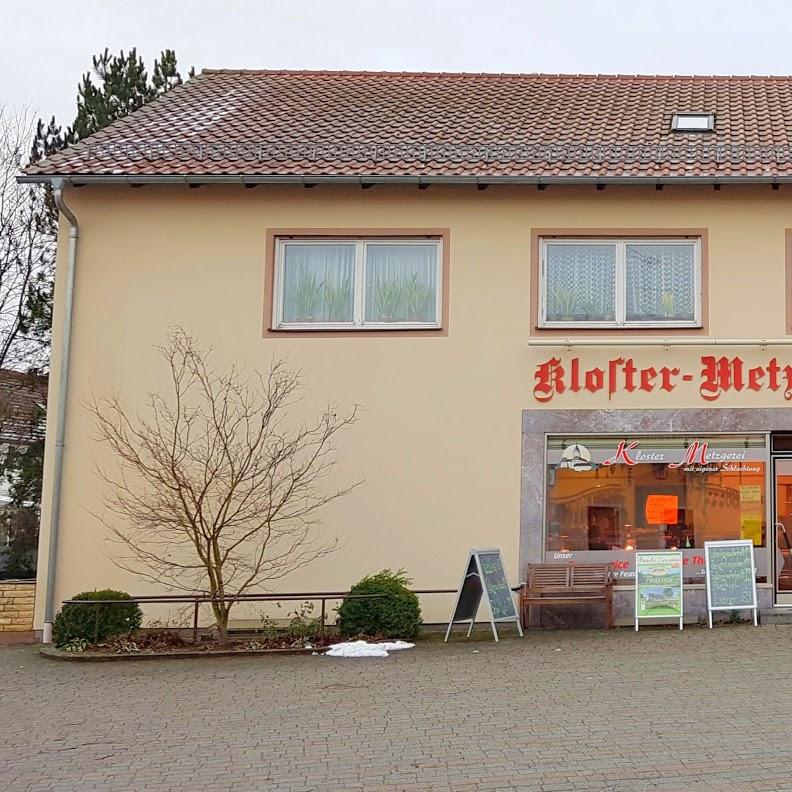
[0, 580, 35, 631]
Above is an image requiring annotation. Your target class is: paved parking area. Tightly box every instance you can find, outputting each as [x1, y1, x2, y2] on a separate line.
[3, 624, 792, 791]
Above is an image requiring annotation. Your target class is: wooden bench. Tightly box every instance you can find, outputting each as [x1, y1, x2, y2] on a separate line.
[520, 563, 614, 629]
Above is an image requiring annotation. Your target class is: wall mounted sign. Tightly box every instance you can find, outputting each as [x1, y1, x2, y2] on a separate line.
[547, 437, 764, 472]
[534, 355, 792, 403]
[444, 549, 523, 643]
[635, 551, 684, 631]
[704, 540, 758, 628]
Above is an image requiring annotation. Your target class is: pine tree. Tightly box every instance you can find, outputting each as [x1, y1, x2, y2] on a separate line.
[152, 49, 194, 95]
[29, 116, 64, 229]
[67, 48, 191, 142]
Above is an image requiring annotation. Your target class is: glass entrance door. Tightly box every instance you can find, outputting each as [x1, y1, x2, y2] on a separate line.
[774, 458, 792, 604]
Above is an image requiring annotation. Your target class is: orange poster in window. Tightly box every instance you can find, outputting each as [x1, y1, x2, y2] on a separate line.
[645, 494, 679, 525]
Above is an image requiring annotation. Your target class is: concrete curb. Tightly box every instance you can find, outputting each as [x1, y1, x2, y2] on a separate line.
[39, 645, 327, 662]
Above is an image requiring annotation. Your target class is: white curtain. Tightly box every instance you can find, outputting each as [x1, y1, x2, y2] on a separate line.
[282, 244, 355, 323]
[364, 244, 438, 322]
[545, 244, 616, 321]
[626, 244, 695, 322]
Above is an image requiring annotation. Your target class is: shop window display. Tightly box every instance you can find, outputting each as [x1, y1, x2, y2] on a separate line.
[544, 435, 767, 583]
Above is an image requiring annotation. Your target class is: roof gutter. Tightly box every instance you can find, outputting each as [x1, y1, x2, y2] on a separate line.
[16, 174, 792, 186]
[41, 179, 79, 643]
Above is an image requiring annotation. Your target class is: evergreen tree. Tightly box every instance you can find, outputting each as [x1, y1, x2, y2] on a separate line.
[29, 116, 63, 225]
[27, 116, 64, 352]
[152, 49, 192, 95]
[67, 48, 192, 143]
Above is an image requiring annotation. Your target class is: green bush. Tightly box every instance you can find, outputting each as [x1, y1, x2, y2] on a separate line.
[338, 569, 421, 639]
[52, 590, 142, 646]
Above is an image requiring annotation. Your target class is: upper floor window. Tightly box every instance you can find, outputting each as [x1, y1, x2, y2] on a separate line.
[274, 237, 442, 329]
[539, 238, 702, 328]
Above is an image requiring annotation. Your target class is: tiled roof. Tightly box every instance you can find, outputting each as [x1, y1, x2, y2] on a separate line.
[21, 70, 792, 182]
[0, 371, 47, 446]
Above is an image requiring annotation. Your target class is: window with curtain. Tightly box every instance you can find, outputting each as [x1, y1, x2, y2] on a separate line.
[626, 243, 695, 322]
[365, 244, 438, 323]
[540, 238, 701, 328]
[545, 244, 616, 322]
[275, 238, 441, 329]
[281, 244, 356, 323]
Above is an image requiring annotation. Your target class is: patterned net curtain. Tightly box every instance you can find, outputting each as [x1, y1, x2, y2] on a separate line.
[626, 244, 695, 322]
[282, 244, 356, 323]
[364, 244, 438, 323]
[545, 244, 616, 321]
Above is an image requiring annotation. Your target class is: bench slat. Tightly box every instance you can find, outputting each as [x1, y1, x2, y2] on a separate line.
[521, 562, 614, 630]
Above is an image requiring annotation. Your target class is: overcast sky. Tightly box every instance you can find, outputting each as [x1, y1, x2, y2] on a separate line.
[4, 0, 792, 124]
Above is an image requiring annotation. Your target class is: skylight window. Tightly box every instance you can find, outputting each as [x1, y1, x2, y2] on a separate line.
[671, 112, 715, 132]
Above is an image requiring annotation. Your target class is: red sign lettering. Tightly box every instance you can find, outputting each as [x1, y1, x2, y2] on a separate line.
[668, 441, 708, 469]
[534, 355, 792, 402]
[603, 440, 640, 466]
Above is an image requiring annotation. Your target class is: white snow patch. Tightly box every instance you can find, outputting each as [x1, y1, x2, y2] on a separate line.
[323, 640, 415, 658]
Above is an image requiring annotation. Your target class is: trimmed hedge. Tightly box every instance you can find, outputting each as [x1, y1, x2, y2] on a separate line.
[338, 569, 421, 639]
[52, 590, 142, 646]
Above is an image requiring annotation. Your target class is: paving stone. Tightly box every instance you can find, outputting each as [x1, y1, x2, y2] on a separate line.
[2, 626, 792, 790]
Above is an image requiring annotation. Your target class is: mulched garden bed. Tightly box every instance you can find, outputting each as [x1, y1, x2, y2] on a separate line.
[40, 629, 339, 661]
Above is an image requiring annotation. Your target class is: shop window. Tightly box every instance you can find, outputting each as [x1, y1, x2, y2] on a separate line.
[544, 434, 768, 583]
[273, 238, 442, 330]
[540, 238, 701, 328]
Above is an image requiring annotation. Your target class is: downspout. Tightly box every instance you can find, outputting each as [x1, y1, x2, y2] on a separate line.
[41, 179, 78, 643]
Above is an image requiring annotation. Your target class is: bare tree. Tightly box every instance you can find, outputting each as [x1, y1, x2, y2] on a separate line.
[89, 329, 359, 641]
[0, 106, 55, 373]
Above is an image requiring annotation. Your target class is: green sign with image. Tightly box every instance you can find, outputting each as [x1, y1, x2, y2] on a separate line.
[635, 551, 684, 629]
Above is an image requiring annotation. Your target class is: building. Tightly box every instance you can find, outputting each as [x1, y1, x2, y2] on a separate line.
[0, 369, 47, 554]
[0, 370, 47, 508]
[20, 70, 792, 636]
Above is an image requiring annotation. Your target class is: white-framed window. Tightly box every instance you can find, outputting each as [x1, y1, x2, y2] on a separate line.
[539, 238, 702, 329]
[273, 237, 443, 330]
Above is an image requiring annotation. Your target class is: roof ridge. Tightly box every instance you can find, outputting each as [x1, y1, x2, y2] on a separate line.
[200, 68, 792, 81]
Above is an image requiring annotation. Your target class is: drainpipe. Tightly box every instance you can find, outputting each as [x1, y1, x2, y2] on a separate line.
[41, 179, 78, 643]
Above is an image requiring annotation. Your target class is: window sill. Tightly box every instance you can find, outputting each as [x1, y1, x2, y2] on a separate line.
[267, 324, 446, 336]
[539, 322, 702, 331]
[274, 323, 442, 332]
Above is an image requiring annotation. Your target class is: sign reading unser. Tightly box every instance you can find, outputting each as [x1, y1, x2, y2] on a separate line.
[533, 355, 792, 402]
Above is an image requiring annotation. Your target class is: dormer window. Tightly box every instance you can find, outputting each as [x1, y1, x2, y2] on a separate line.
[671, 112, 715, 132]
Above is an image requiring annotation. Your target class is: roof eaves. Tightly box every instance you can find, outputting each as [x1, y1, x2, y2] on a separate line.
[15, 173, 792, 186]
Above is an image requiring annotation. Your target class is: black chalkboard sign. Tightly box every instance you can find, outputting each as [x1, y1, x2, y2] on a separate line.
[478, 551, 518, 621]
[450, 556, 483, 623]
[444, 549, 522, 642]
[704, 540, 758, 628]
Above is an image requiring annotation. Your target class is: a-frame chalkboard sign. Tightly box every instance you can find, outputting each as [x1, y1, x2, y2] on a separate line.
[704, 540, 758, 628]
[444, 549, 523, 642]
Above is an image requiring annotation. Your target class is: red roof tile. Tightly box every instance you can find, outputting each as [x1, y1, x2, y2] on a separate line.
[21, 70, 792, 182]
[0, 370, 47, 446]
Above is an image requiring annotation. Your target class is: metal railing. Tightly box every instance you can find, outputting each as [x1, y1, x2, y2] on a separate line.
[61, 588, 458, 642]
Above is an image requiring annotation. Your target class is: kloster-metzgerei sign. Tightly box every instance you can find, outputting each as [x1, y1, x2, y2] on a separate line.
[533, 355, 792, 403]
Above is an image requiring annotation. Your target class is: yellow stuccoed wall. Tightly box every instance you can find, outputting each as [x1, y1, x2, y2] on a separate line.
[0, 581, 36, 631]
[33, 184, 792, 627]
